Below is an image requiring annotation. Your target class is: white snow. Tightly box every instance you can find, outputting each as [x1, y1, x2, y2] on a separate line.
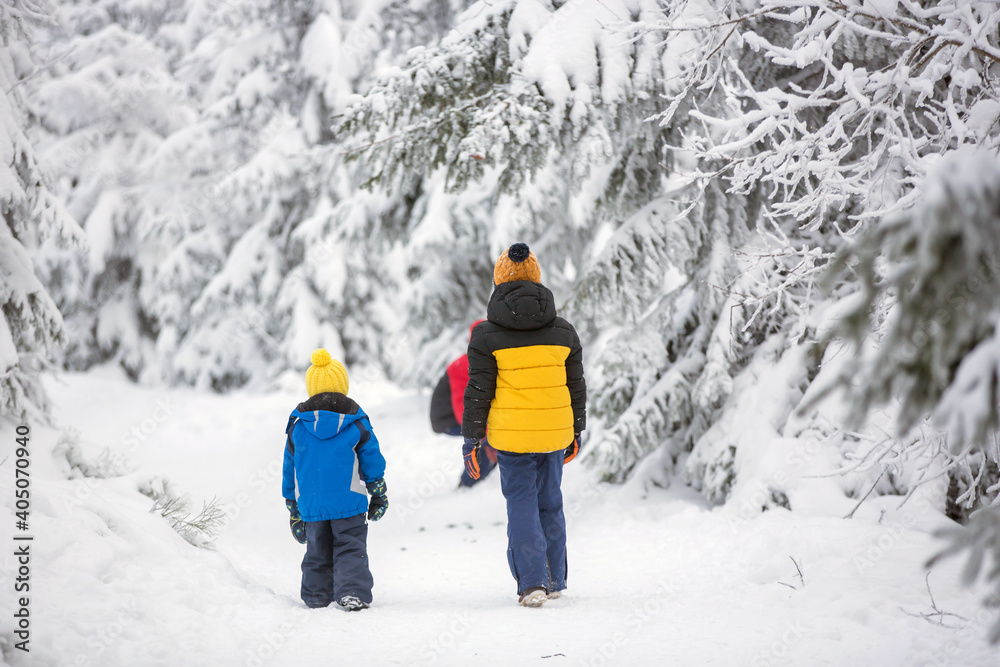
[862, 0, 899, 16]
[0, 369, 997, 666]
[516, 0, 635, 129]
[300, 12, 352, 110]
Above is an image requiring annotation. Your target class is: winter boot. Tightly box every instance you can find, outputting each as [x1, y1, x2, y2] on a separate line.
[338, 595, 369, 611]
[518, 587, 548, 607]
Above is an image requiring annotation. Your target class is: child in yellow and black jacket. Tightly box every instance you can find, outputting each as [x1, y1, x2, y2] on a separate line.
[462, 242, 586, 607]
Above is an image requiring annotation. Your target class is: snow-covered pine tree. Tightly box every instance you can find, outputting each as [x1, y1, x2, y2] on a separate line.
[826, 147, 1000, 464]
[23, 0, 456, 389]
[341, 0, 830, 482]
[647, 1, 1000, 631]
[0, 0, 84, 420]
[827, 147, 1000, 638]
[638, 0, 1000, 496]
[144, 0, 334, 390]
[342, 0, 1000, 494]
[28, 0, 191, 381]
[148, 0, 465, 390]
[340, 0, 731, 414]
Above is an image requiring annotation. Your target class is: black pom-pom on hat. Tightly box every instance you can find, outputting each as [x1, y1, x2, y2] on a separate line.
[494, 242, 541, 284]
[508, 243, 530, 262]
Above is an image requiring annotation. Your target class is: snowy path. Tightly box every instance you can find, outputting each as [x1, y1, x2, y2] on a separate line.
[1, 370, 997, 666]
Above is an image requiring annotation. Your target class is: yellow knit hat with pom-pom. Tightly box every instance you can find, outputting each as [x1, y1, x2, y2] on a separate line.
[305, 349, 349, 397]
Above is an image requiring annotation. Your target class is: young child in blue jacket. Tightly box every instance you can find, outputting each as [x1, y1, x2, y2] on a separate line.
[282, 349, 388, 611]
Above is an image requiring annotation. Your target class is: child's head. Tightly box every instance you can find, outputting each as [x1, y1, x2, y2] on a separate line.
[306, 349, 349, 397]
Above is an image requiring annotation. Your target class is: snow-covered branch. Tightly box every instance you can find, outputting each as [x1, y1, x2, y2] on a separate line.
[653, 0, 999, 229]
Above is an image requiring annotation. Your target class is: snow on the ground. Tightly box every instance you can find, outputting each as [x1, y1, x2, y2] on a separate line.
[0, 368, 996, 666]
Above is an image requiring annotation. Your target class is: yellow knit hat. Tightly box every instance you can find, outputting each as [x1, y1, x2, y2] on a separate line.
[493, 242, 541, 285]
[305, 349, 349, 397]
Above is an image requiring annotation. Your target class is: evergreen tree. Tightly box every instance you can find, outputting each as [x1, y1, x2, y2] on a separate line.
[339, 0, 698, 398]
[633, 0, 999, 494]
[340, 0, 791, 482]
[150, 0, 465, 389]
[27, 0, 464, 389]
[0, 0, 84, 420]
[28, 0, 191, 381]
[829, 146, 1000, 640]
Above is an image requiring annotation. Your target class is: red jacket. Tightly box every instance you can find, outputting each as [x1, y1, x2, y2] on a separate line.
[429, 320, 486, 433]
[447, 319, 485, 423]
[446, 354, 470, 424]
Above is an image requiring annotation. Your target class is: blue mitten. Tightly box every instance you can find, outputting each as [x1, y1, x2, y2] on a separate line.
[286, 498, 307, 544]
[366, 478, 388, 521]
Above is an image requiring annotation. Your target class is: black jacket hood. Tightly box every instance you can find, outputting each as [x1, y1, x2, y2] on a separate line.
[295, 392, 360, 415]
[487, 281, 557, 331]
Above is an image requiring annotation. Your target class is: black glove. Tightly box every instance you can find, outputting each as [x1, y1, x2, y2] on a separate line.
[564, 433, 581, 464]
[366, 478, 388, 521]
[286, 498, 307, 544]
[463, 437, 482, 480]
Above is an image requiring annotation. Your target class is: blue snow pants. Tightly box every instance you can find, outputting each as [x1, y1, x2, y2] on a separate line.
[301, 513, 373, 607]
[496, 451, 567, 595]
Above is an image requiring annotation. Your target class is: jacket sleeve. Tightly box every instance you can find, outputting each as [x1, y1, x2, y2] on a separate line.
[281, 417, 297, 500]
[355, 418, 387, 483]
[566, 325, 587, 433]
[462, 325, 496, 440]
[429, 371, 460, 434]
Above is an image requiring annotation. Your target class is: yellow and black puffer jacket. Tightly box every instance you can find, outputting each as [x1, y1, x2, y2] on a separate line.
[462, 280, 586, 453]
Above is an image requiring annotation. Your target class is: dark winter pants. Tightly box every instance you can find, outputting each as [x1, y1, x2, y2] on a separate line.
[301, 513, 373, 607]
[496, 451, 567, 595]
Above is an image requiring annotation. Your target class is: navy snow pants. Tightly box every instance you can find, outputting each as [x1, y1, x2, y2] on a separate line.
[300, 513, 373, 607]
[496, 451, 567, 595]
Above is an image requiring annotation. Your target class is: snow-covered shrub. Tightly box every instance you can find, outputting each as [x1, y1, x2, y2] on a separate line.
[53, 427, 131, 479]
[150, 492, 226, 549]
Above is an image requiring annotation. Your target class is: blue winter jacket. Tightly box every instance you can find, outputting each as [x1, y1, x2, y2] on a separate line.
[281, 392, 386, 522]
